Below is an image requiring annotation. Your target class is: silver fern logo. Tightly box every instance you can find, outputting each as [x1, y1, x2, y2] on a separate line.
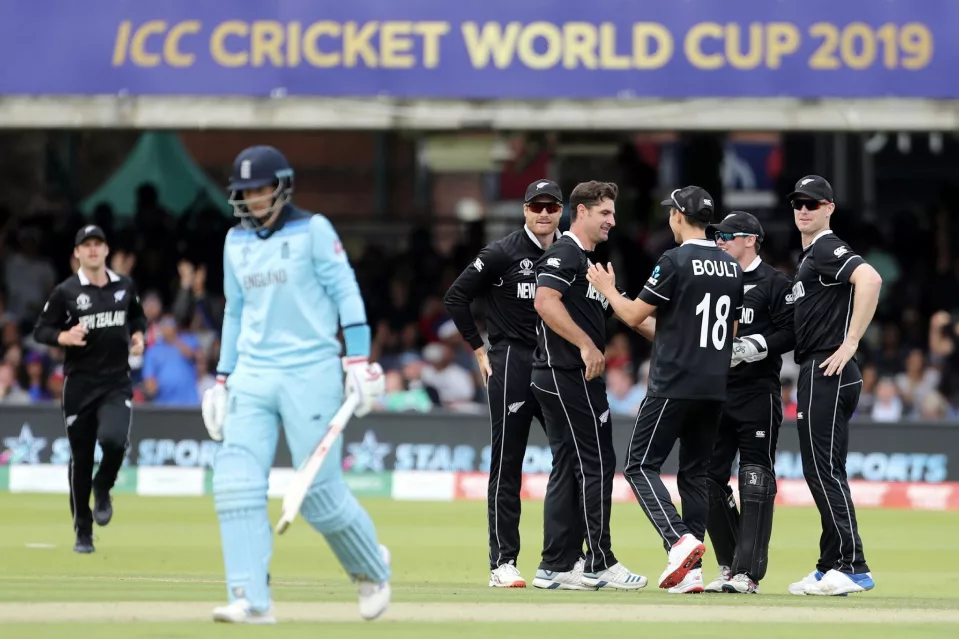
[599, 409, 609, 425]
[508, 401, 525, 414]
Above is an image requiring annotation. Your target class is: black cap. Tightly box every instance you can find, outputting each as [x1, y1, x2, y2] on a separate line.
[787, 175, 834, 202]
[660, 186, 714, 224]
[525, 179, 563, 203]
[75, 224, 106, 247]
[707, 211, 765, 242]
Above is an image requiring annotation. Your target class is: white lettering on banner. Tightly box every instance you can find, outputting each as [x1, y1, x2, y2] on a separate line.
[774, 450, 947, 483]
[137, 438, 221, 468]
[845, 452, 948, 483]
[740, 307, 755, 324]
[517, 282, 536, 299]
[692, 259, 738, 277]
[480, 444, 553, 474]
[394, 443, 476, 471]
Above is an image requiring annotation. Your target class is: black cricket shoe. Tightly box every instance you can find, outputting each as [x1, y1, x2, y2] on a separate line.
[93, 489, 113, 527]
[74, 534, 95, 554]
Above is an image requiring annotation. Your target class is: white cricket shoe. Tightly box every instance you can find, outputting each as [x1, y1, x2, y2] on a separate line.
[722, 572, 759, 594]
[804, 569, 875, 596]
[212, 599, 276, 624]
[667, 568, 704, 594]
[704, 566, 731, 593]
[658, 534, 706, 589]
[489, 561, 527, 588]
[357, 545, 391, 621]
[532, 557, 597, 591]
[582, 562, 648, 591]
[788, 569, 824, 595]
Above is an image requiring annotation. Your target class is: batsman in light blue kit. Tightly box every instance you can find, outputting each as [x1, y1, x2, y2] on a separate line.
[200, 145, 390, 624]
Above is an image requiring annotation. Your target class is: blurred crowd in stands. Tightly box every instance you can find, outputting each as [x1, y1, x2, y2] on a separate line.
[2, 182, 959, 423]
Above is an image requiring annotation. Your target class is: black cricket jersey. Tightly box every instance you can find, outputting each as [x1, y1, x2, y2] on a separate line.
[33, 269, 147, 378]
[532, 232, 621, 370]
[639, 239, 744, 401]
[444, 227, 559, 350]
[792, 230, 866, 365]
[728, 257, 796, 395]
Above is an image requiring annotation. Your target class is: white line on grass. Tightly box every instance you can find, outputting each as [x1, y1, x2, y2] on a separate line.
[2, 603, 959, 624]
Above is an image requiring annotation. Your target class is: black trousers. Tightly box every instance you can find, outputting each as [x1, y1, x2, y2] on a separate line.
[486, 342, 546, 569]
[531, 367, 613, 574]
[708, 390, 782, 483]
[62, 373, 133, 536]
[797, 358, 870, 574]
[625, 397, 722, 552]
[706, 390, 782, 570]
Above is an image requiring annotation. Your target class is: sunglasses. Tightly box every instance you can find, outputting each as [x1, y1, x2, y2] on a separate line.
[527, 202, 562, 214]
[791, 199, 823, 211]
[715, 232, 753, 242]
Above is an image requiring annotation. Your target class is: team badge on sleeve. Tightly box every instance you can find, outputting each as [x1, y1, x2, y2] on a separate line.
[647, 265, 661, 286]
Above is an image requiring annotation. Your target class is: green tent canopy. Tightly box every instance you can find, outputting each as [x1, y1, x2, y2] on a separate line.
[80, 131, 230, 217]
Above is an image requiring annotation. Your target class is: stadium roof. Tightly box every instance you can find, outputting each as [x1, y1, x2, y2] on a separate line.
[1, 97, 957, 131]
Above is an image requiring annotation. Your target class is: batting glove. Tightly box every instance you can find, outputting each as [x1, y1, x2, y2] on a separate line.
[343, 356, 385, 418]
[730, 335, 768, 368]
[201, 375, 228, 441]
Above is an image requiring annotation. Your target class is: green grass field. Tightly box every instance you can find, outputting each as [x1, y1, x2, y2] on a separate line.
[1, 493, 957, 637]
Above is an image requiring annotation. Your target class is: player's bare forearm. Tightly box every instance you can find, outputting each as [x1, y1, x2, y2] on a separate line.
[845, 265, 883, 345]
[627, 316, 655, 341]
[610, 294, 655, 329]
[535, 291, 593, 350]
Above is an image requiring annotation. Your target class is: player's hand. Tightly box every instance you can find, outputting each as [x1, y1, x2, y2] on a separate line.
[586, 262, 616, 295]
[343, 357, 386, 417]
[474, 347, 493, 387]
[730, 336, 767, 367]
[58, 324, 88, 347]
[201, 376, 228, 441]
[820, 339, 858, 377]
[129, 331, 145, 356]
[580, 343, 606, 381]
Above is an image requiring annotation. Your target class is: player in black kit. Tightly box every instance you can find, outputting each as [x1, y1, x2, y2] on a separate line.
[530, 181, 650, 591]
[698, 212, 795, 595]
[785, 176, 881, 597]
[443, 179, 564, 588]
[33, 225, 146, 554]
[588, 186, 743, 594]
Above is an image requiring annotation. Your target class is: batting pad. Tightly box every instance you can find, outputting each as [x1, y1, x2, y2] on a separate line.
[213, 445, 273, 611]
[301, 479, 390, 583]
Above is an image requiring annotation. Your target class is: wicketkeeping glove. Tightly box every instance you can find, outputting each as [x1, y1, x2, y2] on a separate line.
[343, 356, 385, 418]
[730, 335, 768, 368]
[201, 375, 228, 441]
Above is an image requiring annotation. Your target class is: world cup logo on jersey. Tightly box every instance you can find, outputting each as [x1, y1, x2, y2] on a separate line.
[519, 259, 534, 276]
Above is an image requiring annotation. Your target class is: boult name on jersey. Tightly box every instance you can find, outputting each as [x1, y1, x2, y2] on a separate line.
[692, 259, 739, 278]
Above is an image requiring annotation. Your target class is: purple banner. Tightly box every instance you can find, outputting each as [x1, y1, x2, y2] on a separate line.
[0, 0, 955, 98]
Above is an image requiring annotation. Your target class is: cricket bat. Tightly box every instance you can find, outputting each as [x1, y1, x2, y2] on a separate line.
[275, 393, 361, 535]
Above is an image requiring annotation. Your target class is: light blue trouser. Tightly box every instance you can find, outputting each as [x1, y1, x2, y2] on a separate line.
[212, 358, 390, 610]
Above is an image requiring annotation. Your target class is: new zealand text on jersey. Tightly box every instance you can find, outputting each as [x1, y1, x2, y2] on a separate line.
[79, 311, 126, 330]
[586, 282, 609, 309]
[517, 282, 536, 299]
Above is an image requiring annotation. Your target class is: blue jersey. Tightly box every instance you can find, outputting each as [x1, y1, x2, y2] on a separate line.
[216, 207, 367, 373]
